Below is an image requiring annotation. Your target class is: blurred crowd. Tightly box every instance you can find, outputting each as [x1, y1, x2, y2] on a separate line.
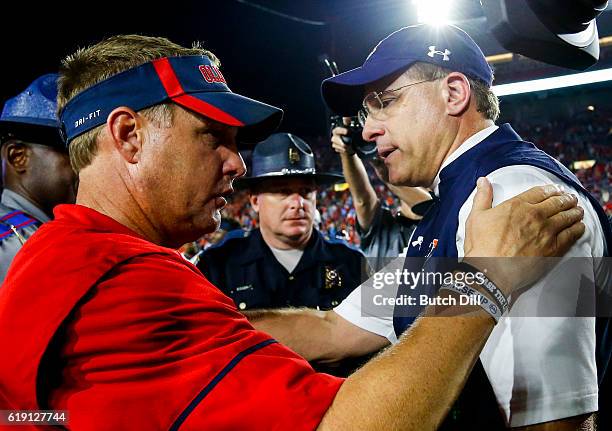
[515, 112, 612, 216]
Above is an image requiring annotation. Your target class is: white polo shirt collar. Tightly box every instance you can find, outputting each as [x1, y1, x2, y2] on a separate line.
[430, 124, 499, 196]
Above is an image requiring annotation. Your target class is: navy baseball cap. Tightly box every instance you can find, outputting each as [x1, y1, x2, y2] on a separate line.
[59, 56, 283, 145]
[236, 133, 343, 189]
[322, 24, 493, 116]
[0, 73, 63, 146]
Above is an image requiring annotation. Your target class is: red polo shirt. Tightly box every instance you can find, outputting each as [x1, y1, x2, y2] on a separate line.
[0, 205, 343, 430]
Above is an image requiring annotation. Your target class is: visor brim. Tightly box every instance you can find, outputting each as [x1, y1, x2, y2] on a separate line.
[321, 60, 416, 116]
[172, 91, 283, 145]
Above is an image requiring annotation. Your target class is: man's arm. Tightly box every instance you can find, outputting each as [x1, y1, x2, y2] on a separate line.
[319, 309, 492, 430]
[461, 168, 601, 430]
[245, 308, 389, 363]
[248, 180, 584, 360]
[316, 179, 586, 430]
[331, 125, 379, 231]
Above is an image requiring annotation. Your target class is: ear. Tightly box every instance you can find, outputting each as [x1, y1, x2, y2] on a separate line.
[442, 72, 471, 117]
[106, 106, 144, 164]
[3, 141, 31, 173]
[249, 193, 260, 212]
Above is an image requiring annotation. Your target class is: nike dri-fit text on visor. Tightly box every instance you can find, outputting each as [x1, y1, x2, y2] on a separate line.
[59, 55, 283, 145]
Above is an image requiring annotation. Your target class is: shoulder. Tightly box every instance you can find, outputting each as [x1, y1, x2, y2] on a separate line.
[105, 252, 209, 287]
[0, 201, 16, 215]
[319, 231, 365, 257]
[456, 164, 603, 256]
[201, 229, 252, 256]
[0, 204, 40, 243]
[485, 165, 573, 206]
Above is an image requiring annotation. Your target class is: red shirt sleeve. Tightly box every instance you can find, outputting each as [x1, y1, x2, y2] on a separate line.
[47, 253, 343, 430]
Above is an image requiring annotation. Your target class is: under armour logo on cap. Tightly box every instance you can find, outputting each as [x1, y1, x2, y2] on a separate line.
[427, 46, 451, 61]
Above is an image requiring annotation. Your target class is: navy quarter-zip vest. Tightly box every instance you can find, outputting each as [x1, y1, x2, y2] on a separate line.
[394, 124, 612, 429]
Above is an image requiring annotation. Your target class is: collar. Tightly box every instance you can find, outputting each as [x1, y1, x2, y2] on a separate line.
[52, 204, 151, 241]
[236, 228, 336, 267]
[1, 189, 50, 223]
[430, 124, 499, 196]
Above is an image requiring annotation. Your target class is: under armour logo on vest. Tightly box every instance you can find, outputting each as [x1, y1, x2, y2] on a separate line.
[428, 46, 451, 61]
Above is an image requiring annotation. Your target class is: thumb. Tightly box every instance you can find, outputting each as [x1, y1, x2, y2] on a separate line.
[471, 177, 493, 212]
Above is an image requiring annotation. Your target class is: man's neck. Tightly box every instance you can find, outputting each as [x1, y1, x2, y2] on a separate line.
[76, 166, 165, 246]
[442, 117, 495, 168]
[259, 226, 311, 251]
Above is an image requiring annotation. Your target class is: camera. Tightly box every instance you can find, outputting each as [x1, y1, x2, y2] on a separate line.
[330, 115, 377, 159]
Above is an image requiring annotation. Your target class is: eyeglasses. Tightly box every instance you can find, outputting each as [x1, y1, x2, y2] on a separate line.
[358, 78, 436, 127]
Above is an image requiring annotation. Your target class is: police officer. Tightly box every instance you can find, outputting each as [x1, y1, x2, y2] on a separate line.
[198, 133, 369, 312]
[0, 74, 76, 282]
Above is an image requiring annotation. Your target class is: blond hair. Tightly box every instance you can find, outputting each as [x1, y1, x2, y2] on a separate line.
[58, 35, 220, 172]
[406, 62, 500, 122]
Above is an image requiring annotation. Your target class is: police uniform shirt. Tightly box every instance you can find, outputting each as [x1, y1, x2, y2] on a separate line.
[198, 228, 368, 311]
[0, 189, 48, 282]
[356, 204, 417, 271]
[335, 124, 611, 427]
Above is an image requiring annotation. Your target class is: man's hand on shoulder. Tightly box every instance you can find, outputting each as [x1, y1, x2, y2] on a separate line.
[463, 177, 584, 297]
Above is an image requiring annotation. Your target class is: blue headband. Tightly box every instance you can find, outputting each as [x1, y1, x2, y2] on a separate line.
[59, 55, 282, 145]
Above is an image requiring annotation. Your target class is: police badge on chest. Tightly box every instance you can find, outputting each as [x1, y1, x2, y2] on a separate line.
[323, 266, 342, 290]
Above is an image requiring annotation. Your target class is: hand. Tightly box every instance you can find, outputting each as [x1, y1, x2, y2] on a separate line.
[331, 117, 356, 156]
[463, 177, 585, 296]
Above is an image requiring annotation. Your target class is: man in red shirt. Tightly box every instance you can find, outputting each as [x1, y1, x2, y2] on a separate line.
[0, 35, 586, 430]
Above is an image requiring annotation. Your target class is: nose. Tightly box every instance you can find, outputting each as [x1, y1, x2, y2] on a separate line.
[225, 149, 247, 180]
[288, 193, 305, 210]
[362, 116, 385, 143]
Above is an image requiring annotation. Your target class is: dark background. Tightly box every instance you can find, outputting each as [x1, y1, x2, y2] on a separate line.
[2, 0, 612, 137]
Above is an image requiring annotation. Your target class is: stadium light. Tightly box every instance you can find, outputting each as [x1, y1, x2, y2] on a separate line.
[571, 160, 596, 170]
[492, 68, 612, 96]
[413, 0, 454, 26]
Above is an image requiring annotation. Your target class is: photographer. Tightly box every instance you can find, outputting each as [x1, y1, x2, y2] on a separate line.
[331, 117, 431, 270]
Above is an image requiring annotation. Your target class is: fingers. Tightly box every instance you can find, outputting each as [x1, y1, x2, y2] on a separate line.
[553, 221, 586, 256]
[548, 207, 584, 234]
[331, 127, 350, 154]
[535, 193, 579, 218]
[332, 127, 348, 136]
[331, 135, 348, 153]
[470, 177, 493, 213]
[516, 184, 563, 205]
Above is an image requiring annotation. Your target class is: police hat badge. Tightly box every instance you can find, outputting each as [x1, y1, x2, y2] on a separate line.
[236, 133, 343, 190]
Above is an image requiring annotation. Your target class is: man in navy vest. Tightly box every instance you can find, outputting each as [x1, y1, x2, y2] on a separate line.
[249, 24, 611, 430]
[321, 24, 612, 430]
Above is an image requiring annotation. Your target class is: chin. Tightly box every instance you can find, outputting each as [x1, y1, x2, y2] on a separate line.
[283, 226, 310, 238]
[192, 212, 221, 236]
[388, 173, 411, 187]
